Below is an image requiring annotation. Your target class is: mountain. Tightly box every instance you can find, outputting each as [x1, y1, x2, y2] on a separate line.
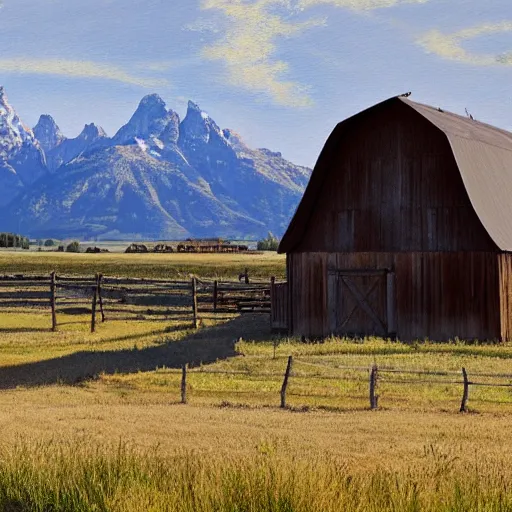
[5, 145, 265, 239]
[45, 123, 108, 171]
[0, 87, 47, 205]
[0, 90, 311, 239]
[112, 93, 175, 146]
[33, 115, 65, 153]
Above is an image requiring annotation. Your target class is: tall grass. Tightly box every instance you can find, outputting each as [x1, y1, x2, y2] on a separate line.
[1, 440, 512, 511]
[0, 251, 286, 280]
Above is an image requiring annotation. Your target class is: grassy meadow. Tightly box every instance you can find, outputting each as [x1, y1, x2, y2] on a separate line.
[3, 250, 512, 510]
[0, 249, 286, 280]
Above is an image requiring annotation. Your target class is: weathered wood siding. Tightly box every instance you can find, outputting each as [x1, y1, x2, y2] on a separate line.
[288, 252, 500, 341]
[297, 102, 497, 253]
[270, 282, 289, 333]
[499, 253, 512, 342]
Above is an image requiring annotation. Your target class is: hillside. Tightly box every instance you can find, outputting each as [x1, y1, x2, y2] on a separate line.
[0, 89, 311, 239]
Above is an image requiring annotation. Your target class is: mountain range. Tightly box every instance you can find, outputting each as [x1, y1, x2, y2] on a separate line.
[0, 87, 311, 240]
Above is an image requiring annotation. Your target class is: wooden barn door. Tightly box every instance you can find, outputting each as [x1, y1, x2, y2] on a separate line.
[328, 269, 396, 338]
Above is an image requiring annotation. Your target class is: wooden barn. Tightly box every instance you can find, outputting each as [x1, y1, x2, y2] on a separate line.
[277, 95, 512, 341]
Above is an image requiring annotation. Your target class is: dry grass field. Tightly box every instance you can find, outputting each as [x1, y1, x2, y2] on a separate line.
[2, 251, 512, 509]
[0, 249, 286, 280]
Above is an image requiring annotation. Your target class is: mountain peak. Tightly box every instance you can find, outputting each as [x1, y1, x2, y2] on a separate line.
[187, 100, 201, 111]
[34, 114, 65, 152]
[140, 93, 166, 108]
[187, 100, 211, 120]
[179, 100, 222, 149]
[113, 93, 172, 145]
[0, 86, 48, 185]
[80, 123, 107, 140]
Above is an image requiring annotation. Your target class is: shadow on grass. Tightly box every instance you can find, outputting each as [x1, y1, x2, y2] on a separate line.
[0, 327, 50, 334]
[0, 314, 271, 389]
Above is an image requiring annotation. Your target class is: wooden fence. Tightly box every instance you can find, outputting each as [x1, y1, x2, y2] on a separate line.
[176, 357, 512, 413]
[0, 273, 281, 331]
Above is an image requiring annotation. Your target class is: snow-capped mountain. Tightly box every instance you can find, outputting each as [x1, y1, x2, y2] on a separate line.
[112, 93, 176, 146]
[33, 114, 65, 153]
[0, 89, 311, 239]
[0, 87, 47, 196]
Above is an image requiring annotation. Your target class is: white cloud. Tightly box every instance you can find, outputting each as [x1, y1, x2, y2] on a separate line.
[201, 0, 323, 108]
[298, 0, 428, 10]
[418, 22, 512, 66]
[0, 58, 168, 87]
[201, 0, 429, 107]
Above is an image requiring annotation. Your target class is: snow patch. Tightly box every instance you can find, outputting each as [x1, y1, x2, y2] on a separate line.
[135, 138, 148, 152]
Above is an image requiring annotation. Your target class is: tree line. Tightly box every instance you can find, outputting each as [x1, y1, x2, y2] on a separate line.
[0, 232, 30, 249]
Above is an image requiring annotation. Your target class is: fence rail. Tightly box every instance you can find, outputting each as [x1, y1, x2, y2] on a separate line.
[0, 272, 278, 330]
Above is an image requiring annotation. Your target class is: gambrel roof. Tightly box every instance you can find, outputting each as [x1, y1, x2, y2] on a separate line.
[279, 96, 512, 253]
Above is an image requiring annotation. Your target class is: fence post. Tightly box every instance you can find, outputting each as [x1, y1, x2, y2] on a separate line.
[460, 367, 469, 413]
[280, 355, 293, 408]
[97, 273, 105, 322]
[181, 364, 187, 404]
[270, 276, 276, 329]
[50, 271, 57, 332]
[192, 277, 199, 329]
[244, 267, 249, 285]
[213, 280, 218, 313]
[369, 365, 378, 410]
[91, 277, 98, 333]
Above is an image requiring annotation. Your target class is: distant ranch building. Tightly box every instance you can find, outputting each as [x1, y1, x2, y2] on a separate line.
[278, 95, 512, 341]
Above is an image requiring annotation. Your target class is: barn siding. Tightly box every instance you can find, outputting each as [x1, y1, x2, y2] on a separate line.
[296, 103, 497, 253]
[289, 252, 500, 341]
[499, 253, 512, 341]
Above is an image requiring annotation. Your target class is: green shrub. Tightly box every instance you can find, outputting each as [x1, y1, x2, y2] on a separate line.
[257, 232, 279, 251]
[65, 241, 81, 253]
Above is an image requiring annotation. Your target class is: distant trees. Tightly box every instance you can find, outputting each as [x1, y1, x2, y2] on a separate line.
[0, 232, 29, 250]
[44, 239, 56, 247]
[257, 232, 280, 251]
[65, 241, 81, 253]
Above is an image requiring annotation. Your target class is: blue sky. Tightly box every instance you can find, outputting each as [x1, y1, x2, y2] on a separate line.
[1, 0, 511, 167]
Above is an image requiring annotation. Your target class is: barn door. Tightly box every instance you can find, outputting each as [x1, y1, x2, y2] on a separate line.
[328, 269, 396, 338]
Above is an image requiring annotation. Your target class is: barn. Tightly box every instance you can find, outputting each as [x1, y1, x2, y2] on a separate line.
[277, 95, 512, 342]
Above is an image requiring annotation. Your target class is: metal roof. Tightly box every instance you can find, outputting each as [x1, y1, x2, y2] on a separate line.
[279, 96, 512, 253]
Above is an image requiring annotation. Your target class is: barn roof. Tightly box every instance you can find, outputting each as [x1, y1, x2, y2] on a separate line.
[279, 96, 512, 253]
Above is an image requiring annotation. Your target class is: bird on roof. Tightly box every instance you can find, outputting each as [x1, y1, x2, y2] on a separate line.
[465, 108, 474, 120]
[400, 92, 412, 98]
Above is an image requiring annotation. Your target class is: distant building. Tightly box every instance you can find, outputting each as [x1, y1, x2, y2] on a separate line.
[278, 95, 512, 341]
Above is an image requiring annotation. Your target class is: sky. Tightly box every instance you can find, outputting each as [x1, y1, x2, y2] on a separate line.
[1, 0, 511, 168]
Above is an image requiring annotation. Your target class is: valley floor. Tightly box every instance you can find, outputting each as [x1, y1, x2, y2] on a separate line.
[2, 252, 512, 510]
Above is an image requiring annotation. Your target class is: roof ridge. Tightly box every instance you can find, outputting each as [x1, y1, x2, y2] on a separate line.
[400, 97, 512, 139]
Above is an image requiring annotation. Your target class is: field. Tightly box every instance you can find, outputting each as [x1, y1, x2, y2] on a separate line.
[0, 250, 286, 280]
[3, 250, 512, 510]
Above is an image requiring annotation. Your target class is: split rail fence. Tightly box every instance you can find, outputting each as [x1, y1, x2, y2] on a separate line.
[0, 272, 287, 331]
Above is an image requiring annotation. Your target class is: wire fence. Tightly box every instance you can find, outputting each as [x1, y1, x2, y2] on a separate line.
[170, 356, 512, 413]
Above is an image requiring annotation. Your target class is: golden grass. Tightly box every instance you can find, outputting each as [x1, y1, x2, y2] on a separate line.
[3, 435, 512, 511]
[0, 250, 286, 279]
[3, 254, 512, 509]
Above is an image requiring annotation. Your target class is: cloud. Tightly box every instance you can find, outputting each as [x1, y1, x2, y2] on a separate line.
[0, 58, 168, 87]
[201, 0, 323, 108]
[418, 22, 512, 66]
[200, 0, 429, 107]
[297, 0, 428, 10]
